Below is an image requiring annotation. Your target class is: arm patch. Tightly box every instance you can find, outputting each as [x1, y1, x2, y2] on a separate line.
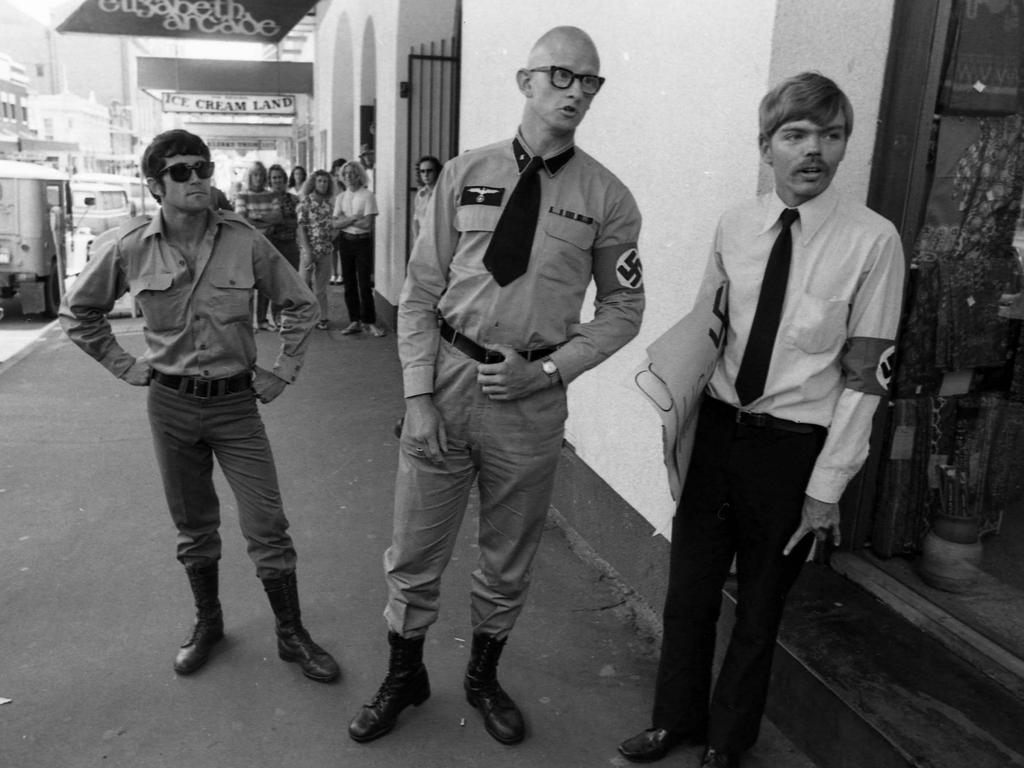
[842, 337, 895, 395]
[592, 243, 643, 295]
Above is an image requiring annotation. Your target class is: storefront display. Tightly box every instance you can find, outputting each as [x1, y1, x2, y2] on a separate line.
[870, 0, 1024, 595]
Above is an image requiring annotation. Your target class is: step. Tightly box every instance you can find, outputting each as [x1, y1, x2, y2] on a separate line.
[749, 560, 1024, 768]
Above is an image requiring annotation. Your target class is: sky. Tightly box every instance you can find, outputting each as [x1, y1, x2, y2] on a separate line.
[9, 0, 65, 25]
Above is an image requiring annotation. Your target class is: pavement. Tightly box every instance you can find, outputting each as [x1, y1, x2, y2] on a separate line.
[0, 287, 816, 768]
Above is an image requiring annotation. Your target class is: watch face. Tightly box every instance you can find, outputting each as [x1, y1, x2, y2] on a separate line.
[542, 359, 557, 375]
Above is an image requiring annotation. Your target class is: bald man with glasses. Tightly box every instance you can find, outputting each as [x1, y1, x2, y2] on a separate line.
[348, 26, 644, 747]
[60, 129, 340, 686]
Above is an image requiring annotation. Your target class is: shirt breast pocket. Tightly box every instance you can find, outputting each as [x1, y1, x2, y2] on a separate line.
[542, 214, 595, 283]
[544, 214, 596, 252]
[129, 273, 181, 332]
[783, 293, 849, 355]
[208, 272, 254, 324]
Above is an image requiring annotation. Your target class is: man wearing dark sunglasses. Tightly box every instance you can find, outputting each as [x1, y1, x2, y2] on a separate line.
[59, 129, 339, 686]
[349, 26, 643, 747]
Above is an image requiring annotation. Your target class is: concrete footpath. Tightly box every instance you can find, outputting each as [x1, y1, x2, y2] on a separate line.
[0, 289, 815, 768]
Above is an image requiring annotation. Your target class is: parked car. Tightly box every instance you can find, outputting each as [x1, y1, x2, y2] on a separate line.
[73, 172, 155, 217]
[68, 180, 134, 276]
[0, 159, 71, 317]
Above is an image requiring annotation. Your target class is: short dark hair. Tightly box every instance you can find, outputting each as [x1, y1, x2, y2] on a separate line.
[417, 155, 442, 174]
[140, 129, 211, 202]
[758, 72, 853, 143]
[330, 157, 347, 173]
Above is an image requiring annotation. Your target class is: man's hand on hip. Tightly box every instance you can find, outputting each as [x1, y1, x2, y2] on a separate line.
[121, 360, 152, 386]
[783, 495, 841, 556]
[476, 344, 549, 401]
[253, 366, 286, 403]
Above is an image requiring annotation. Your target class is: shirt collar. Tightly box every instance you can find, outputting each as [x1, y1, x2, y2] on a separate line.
[143, 207, 220, 240]
[512, 132, 575, 175]
[763, 183, 839, 243]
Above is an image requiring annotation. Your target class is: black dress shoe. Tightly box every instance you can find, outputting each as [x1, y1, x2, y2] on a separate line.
[618, 728, 677, 763]
[701, 746, 741, 768]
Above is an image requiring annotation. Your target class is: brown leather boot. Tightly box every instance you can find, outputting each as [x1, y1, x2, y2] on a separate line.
[464, 633, 525, 744]
[173, 563, 224, 675]
[262, 571, 340, 683]
[348, 631, 431, 742]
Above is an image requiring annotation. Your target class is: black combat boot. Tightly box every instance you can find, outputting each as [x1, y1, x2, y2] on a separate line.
[174, 563, 225, 675]
[262, 571, 340, 683]
[348, 631, 431, 742]
[464, 633, 525, 744]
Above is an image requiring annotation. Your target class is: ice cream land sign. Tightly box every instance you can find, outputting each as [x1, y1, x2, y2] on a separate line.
[162, 93, 296, 116]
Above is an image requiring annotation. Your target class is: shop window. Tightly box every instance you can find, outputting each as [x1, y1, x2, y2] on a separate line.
[867, 0, 1024, 610]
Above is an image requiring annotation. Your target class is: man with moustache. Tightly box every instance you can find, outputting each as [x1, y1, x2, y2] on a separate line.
[348, 26, 644, 746]
[59, 129, 339, 685]
[618, 73, 905, 767]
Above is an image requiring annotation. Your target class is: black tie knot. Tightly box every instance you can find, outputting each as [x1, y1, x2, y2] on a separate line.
[780, 207, 799, 228]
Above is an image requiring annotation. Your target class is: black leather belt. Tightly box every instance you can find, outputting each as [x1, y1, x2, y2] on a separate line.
[440, 320, 558, 363]
[706, 396, 823, 435]
[152, 370, 252, 399]
[340, 231, 372, 240]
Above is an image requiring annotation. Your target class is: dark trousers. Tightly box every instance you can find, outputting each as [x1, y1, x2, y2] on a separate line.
[147, 380, 297, 580]
[339, 235, 375, 324]
[652, 396, 825, 753]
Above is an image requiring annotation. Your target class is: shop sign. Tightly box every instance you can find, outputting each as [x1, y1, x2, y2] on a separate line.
[57, 1, 318, 44]
[162, 92, 296, 116]
[206, 138, 278, 151]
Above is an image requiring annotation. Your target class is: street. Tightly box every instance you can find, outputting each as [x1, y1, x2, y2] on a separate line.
[0, 296, 51, 365]
[0, 289, 815, 768]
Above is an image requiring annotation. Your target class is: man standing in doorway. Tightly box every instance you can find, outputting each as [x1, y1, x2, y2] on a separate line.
[618, 73, 905, 767]
[348, 26, 644, 746]
[60, 129, 340, 685]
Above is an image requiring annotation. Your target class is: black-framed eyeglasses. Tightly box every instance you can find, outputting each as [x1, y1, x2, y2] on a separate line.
[528, 66, 605, 95]
[159, 161, 215, 183]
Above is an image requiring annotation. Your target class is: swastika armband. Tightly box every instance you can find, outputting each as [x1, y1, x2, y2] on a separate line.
[593, 243, 643, 294]
[842, 337, 895, 395]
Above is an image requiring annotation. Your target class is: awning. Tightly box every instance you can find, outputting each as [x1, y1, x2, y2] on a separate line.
[19, 138, 80, 153]
[57, 1, 318, 44]
[138, 58, 312, 95]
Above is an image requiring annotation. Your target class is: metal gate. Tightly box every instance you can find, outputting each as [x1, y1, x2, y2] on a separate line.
[405, 37, 459, 259]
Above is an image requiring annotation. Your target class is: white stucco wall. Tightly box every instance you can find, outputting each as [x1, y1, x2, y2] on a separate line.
[313, 0, 458, 307]
[462, 0, 896, 532]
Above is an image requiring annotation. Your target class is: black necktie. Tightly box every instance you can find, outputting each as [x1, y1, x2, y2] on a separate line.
[735, 207, 800, 406]
[482, 155, 544, 286]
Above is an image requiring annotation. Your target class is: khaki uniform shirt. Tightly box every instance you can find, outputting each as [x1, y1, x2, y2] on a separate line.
[400, 135, 645, 395]
[59, 210, 318, 384]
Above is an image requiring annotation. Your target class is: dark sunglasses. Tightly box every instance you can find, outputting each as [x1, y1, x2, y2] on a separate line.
[159, 161, 216, 182]
[528, 66, 605, 95]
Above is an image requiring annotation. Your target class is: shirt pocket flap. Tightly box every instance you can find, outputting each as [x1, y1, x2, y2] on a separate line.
[209, 272, 255, 290]
[544, 214, 596, 250]
[129, 273, 173, 295]
[455, 205, 501, 233]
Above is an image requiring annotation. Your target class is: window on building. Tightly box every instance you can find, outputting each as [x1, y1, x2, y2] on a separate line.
[864, 0, 1024, 641]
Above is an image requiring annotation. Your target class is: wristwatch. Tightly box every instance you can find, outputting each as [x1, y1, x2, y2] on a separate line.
[540, 357, 559, 385]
